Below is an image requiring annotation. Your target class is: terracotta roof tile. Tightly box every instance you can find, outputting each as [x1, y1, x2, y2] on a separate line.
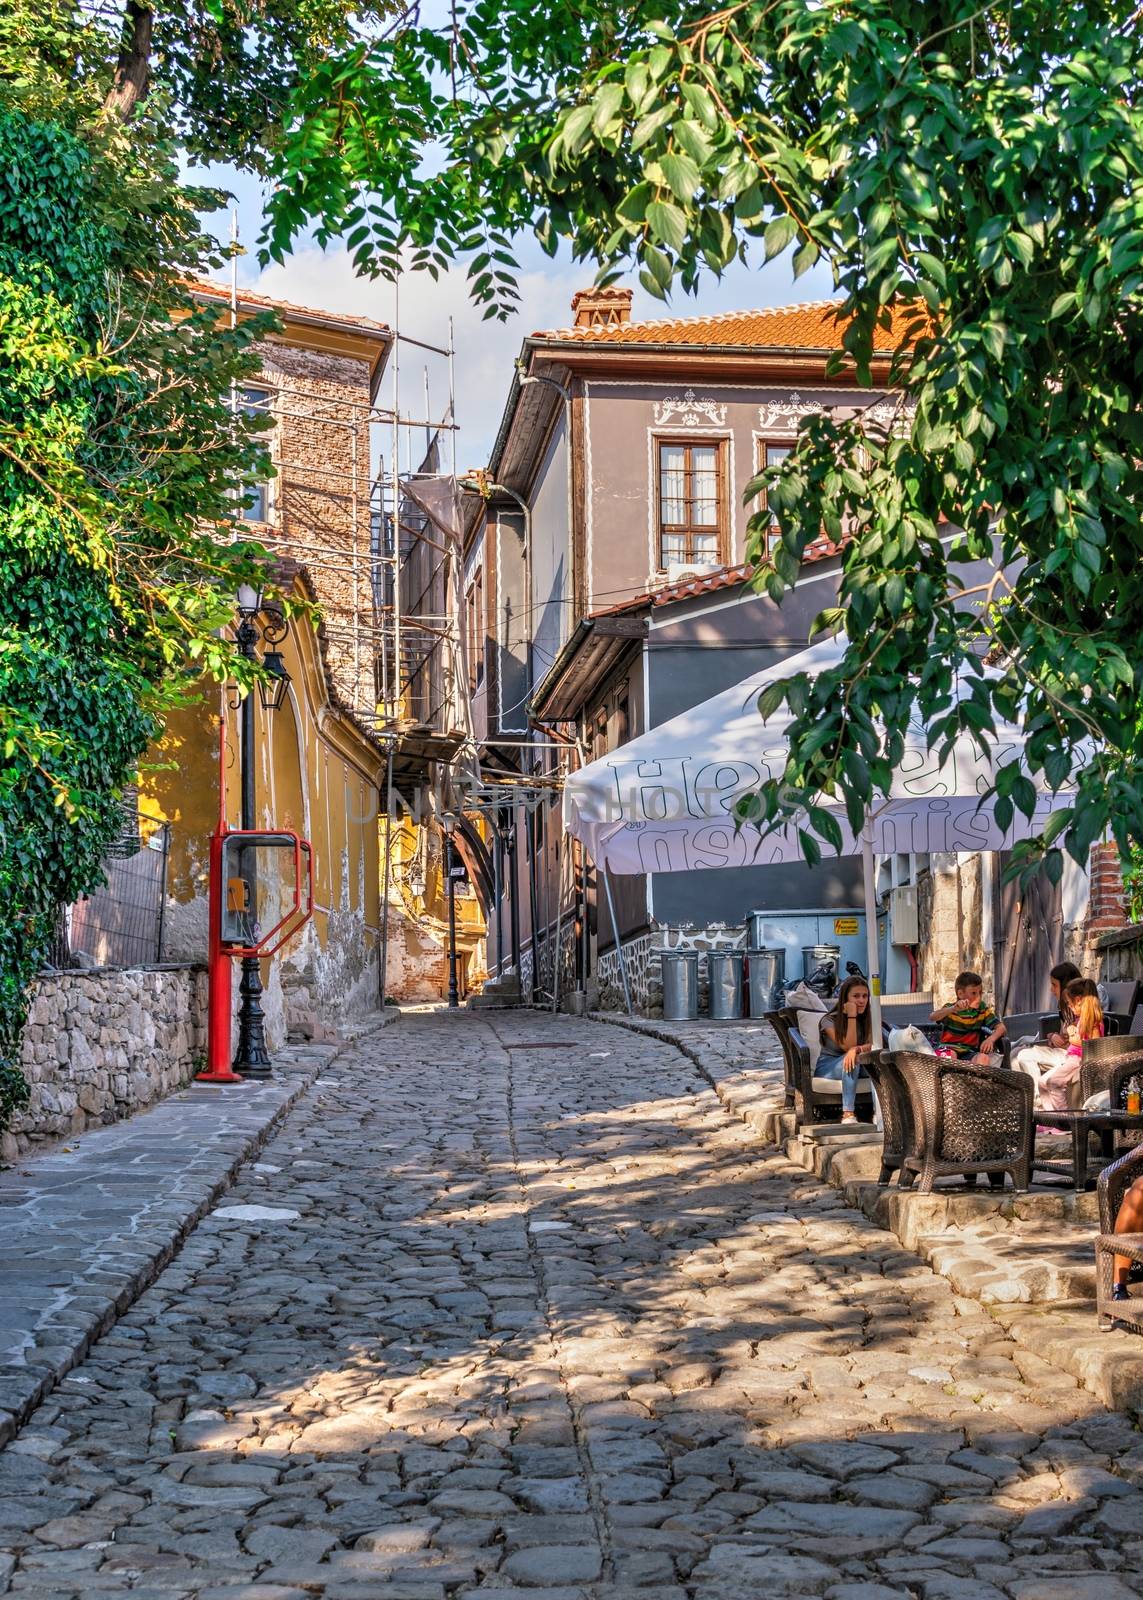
[535, 298, 916, 352]
[590, 539, 846, 619]
[188, 278, 390, 338]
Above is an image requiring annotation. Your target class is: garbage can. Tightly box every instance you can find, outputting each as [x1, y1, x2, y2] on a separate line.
[801, 942, 841, 996]
[660, 951, 699, 1021]
[747, 946, 786, 1016]
[708, 950, 745, 1020]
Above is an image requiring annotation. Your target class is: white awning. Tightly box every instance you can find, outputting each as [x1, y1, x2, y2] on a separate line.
[564, 635, 1069, 877]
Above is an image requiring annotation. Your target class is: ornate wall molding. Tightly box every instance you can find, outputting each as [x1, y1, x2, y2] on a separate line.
[756, 393, 826, 433]
[653, 389, 728, 429]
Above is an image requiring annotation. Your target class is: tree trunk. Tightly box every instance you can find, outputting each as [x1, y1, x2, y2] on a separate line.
[102, 0, 154, 122]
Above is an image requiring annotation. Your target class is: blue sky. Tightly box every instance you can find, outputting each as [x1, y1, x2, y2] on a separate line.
[194, 161, 839, 470]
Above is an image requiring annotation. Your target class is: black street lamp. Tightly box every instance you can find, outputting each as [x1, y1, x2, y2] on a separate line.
[444, 816, 460, 1010]
[232, 584, 291, 1078]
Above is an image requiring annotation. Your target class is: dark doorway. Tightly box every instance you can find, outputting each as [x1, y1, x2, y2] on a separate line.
[993, 851, 1064, 1015]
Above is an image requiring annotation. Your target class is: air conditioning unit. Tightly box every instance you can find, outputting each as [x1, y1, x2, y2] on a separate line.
[889, 884, 919, 946]
[665, 561, 722, 585]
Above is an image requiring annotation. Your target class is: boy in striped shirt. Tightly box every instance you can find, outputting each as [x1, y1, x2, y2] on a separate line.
[931, 971, 1006, 1064]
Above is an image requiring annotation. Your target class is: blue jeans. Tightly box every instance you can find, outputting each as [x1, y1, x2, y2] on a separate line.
[816, 1052, 865, 1114]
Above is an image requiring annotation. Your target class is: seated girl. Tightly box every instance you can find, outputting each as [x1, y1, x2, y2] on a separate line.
[1012, 961, 1082, 1102]
[1037, 977, 1104, 1112]
[815, 976, 872, 1124]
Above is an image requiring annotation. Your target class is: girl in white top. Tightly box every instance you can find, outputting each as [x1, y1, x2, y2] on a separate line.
[1012, 960, 1082, 1107]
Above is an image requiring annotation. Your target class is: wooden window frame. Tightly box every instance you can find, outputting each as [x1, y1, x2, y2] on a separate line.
[240, 384, 275, 524]
[756, 437, 795, 554]
[655, 436, 728, 570]
[465, 565, 484, 693]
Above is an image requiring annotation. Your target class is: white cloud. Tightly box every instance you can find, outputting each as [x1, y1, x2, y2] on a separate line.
[250, 245, 592, 473]
[196, 157, 841, 470]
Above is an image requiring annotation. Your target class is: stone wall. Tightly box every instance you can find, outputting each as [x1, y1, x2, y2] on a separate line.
[597, 932, 658, 1013]
[7, 966, 207, 1159]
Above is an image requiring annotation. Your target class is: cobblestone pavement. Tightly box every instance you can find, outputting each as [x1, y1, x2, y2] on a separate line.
[4, 1009, 1143, 1600]
[0, 1044, 344, 1443]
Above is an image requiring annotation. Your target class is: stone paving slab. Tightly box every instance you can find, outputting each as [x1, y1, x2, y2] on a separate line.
[0, 1024, 388, 1444]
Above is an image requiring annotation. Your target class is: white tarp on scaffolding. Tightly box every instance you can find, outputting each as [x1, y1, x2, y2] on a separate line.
[563, 636, 1071, 876]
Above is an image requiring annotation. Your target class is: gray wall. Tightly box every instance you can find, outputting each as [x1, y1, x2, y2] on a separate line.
[646, 567, 840, 724]
[492, 508, 529, 734]
[530, 419, 572, 691]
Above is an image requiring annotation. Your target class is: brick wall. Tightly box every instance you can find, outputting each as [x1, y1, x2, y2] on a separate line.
[256, 341, 375, 714]
[1087, 841, 1127, 938]
[382, 903, 447, 1002]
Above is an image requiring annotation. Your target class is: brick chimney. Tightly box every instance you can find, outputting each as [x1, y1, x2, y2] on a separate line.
[571, 286, 633, 329]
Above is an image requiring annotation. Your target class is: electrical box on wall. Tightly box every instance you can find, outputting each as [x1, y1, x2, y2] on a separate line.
[889, 884, 919, 946]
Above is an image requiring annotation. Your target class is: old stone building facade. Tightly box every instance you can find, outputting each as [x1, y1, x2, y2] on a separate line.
[148, 282, 392, 1043]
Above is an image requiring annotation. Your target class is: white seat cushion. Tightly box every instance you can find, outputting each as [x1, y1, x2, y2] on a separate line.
[796, 1010, 824, 1068]
[812, 1076, 873, 1098]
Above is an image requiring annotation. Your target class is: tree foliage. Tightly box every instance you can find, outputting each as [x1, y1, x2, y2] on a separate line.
[256, 0, 1143, 882]
[0, 9, 281, 1124]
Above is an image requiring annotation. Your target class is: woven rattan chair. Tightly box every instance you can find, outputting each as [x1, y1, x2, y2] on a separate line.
[765, 1008, 800, 1109]
[765, 1008, 875, 1125]
[1078, 1039, 1143, 1107]
[784, 1024, 875, 1125]
[887, 1050, 1033, 1194]
[861, 1049, 916, 1186]
[1095, 1142, 1143, 1331]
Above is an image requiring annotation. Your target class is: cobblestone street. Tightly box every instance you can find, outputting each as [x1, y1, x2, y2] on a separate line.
[4, 1009, 1143, 1599]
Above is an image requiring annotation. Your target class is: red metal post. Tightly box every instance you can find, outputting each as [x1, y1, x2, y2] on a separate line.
[197, 716, 242, 1084]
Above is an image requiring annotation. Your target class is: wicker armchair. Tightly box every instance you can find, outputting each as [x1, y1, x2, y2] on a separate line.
[1095, 1142, 1143, 1331]
[1078, 1038, 1143, 1108]
[764, 1008, 875, 1124]
[861, 1049, 916, 1186]
[765, 1008, 799, 1109]
[887, 1050, 1033, 1194]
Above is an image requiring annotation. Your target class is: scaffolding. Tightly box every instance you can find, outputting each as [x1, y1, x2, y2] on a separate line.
[238, 301, 469, 767]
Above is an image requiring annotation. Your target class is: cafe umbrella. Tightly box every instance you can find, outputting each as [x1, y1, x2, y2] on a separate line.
[563, 635, 1076, 1032]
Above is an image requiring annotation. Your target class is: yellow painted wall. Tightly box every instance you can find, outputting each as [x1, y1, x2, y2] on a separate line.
[142, 577, 385, 1036]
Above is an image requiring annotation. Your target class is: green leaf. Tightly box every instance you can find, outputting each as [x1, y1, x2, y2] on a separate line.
[797, 828, 822, 868]
[763, 214, 797, 260]
[646, 199, 687, 252]
[659, 152, 701, 203]
[757, 681, 787, 720]
[673, 119, 714, 166]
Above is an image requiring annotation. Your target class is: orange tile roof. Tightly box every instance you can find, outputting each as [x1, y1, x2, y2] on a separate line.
[591, 539, 846, 618]
[536, 298, 915, 353]
[187, 278, 390, 338]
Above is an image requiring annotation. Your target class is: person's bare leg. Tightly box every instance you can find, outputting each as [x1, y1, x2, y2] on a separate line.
[1113, 1178, 1143, 1285]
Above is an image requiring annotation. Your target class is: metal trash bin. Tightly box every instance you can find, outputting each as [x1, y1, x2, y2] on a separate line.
[660, 951, 699, 1021]
[801, 942, 841, 996]
[708, 950, 745, 1020]
[747, 946, 786, 1016]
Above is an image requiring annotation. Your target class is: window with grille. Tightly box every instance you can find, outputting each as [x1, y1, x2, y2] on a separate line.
[240, 386, 274, 523]
[656, 440, 726, 569]
[758, 440, 793, 553]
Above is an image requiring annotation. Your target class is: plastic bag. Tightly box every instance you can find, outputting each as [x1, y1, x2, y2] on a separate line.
[887, 1023, 936, 1055]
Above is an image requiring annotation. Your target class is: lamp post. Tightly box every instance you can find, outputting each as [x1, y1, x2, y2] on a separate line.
[443, 816, 460, 1010]
[232, 585, 291, 1078]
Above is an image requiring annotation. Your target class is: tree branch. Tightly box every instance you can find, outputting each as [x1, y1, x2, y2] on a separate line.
[102, 0, 154, 123]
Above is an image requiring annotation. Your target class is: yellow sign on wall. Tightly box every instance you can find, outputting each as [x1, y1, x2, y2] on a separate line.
[834, 916, 859, 936]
